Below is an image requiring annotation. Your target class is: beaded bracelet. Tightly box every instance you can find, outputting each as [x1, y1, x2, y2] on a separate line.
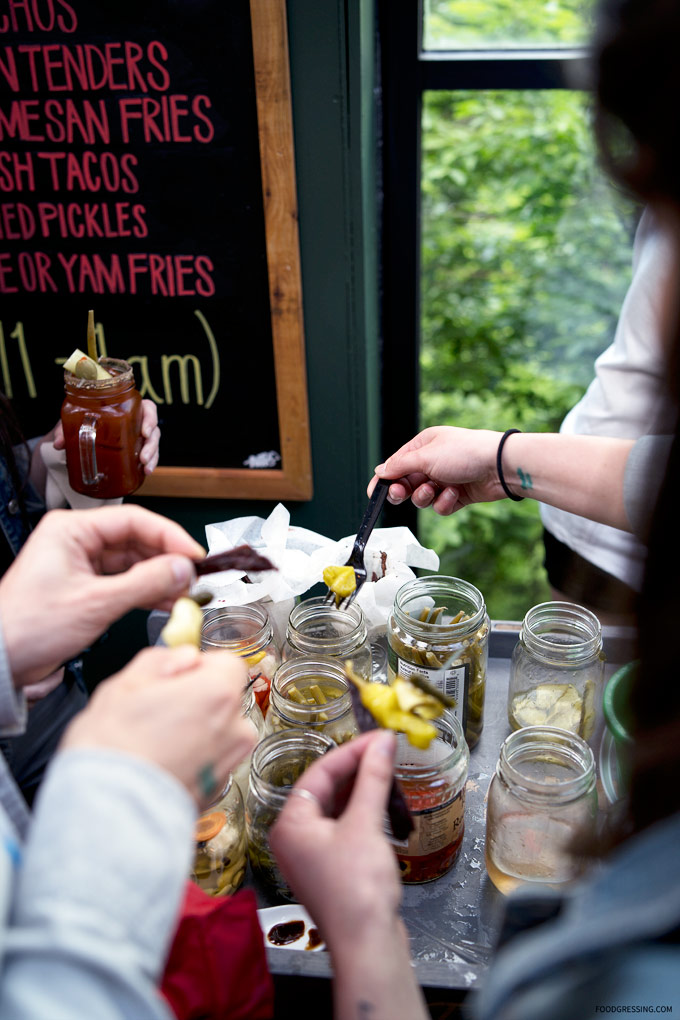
[496, 429, 524, 502]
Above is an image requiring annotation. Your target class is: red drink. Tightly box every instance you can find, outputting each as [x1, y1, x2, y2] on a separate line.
[61, 357, 145, 499]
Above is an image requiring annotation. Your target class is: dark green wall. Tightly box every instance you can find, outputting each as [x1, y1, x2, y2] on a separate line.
[133, 0, 380, 547]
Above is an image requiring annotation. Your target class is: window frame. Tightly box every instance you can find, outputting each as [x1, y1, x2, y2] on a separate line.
[377, 0, 589, 527]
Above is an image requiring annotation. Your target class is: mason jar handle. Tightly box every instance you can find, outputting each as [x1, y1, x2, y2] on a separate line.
[79, 413, 100, 486]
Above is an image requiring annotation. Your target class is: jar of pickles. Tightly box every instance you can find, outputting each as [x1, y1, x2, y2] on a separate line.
[507, 602, 605, 742]
[485, 726, 598, 894]
[390, 712, 469, 883]
[283, 597, 371, 681]
[265, 656, 359, 745]
[246, 730, 336, 902]
[201, 603, 280, 715]
[387, 576, 489, 748]
[191, 775, 247, 897]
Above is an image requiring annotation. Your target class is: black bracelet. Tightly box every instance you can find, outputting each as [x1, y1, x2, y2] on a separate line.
[496, 429, 524, 501]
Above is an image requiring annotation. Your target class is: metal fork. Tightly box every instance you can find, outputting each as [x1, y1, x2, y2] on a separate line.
[324, 478, 391, 609]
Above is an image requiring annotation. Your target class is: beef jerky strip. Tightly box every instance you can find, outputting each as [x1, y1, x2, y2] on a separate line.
[347, 680, 414, 841]
[195, 544, 276, 576]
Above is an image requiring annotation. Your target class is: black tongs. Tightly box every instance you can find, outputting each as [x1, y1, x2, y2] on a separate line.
[324, 478, 391, 609]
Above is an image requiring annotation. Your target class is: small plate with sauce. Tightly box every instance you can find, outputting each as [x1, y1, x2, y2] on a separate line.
[257, 904, 325, 951]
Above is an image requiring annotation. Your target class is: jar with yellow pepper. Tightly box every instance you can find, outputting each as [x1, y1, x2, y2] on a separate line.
[201, 603, 280, 715]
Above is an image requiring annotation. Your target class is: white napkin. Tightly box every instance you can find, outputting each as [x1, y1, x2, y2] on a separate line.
[40, 443, 122, 510]
[197, 503, 440, 642]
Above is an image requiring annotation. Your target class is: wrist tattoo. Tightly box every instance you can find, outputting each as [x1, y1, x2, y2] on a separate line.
[357, 1002, 375, 1018]
[517, 467, 533, 491]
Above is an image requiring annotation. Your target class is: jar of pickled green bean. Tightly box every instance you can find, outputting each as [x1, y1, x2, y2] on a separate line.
[387, 576, 489, 748]
[265, 655, 359, 745]
[246, 730, 336, 901]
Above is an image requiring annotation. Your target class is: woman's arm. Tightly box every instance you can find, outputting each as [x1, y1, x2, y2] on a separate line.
[372, 427, 634, 532]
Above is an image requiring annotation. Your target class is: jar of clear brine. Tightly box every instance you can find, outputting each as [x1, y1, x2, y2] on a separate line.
[485, 726, 598, 894]
[387, 576, 489, 748]
[201, 603, 280, 715]
[507, 602, 605, 742]
[283, 597, 371, 681]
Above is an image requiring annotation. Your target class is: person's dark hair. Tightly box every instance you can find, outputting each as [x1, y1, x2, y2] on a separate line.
[595, 0, 680, 835]
[595, 0, 680, 208]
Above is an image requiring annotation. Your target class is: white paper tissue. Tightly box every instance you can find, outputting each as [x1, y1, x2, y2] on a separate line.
[195, 503, 440, 642]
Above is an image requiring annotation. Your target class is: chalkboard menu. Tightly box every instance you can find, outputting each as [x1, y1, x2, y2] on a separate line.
[0, 0, 312, 498]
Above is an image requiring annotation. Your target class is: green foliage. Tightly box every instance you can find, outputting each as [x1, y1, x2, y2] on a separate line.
[423, 0, 596, 48]
[419, 89, 636, 619]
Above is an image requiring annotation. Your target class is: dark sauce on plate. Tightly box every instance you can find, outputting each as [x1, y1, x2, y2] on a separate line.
[267, 920, 305, 946]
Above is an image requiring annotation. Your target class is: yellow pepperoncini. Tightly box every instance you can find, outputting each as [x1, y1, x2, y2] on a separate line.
[323, 565, 357, 603]
[160, 596, 204, 648]
[346, 668, 451, 749]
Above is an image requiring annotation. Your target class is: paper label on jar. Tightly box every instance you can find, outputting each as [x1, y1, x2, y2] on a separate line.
[392, 655, 469, 731]
[389, 788, 465, 856]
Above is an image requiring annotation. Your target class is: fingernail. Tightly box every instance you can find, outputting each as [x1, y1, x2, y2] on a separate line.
[171, 557, 193, 587]
[374, 730, 396, 756]
[374, 463, 385, 474]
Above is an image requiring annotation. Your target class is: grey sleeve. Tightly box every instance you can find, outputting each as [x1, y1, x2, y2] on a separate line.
[623, 435, 674, 540]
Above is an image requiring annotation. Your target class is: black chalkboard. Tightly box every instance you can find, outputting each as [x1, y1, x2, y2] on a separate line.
[0, 0, 312, 498]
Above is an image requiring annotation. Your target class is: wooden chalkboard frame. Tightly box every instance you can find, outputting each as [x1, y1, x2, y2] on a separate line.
[140, 0, 312, 500]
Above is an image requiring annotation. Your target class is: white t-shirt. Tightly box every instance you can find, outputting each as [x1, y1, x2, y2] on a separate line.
[540, 207, 677, 590]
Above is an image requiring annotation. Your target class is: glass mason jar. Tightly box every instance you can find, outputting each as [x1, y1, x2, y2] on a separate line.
[387, 576, 489, 748]
[265, 655, 359, 745]
[485, 725, 598, 894]
[390, 712, 469, 883]
[283, 597, 371, 681]
[201, 603, 281, 715]
[231, 686, 267, 802]
[246, 730, 336, 902]
[507, 602, 605, 742]
[191, 775, 247, 897]
[61, 357, 145, 499]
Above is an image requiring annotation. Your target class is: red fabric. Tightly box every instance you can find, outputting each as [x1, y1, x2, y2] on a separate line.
[161, 883, 274, 1020]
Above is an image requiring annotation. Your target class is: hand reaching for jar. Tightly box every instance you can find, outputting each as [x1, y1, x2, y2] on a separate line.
[270, 731, 429, 1020]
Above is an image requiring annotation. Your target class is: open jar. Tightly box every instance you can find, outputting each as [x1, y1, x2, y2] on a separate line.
[191, 775, 247, 897]
[387, 576, 489, 748]
[390, 711, 469, 883]
[283, 597, 371, 681]
[61, 357, 145, 498]
[265, 655, 359, 745]
[246, 730, 336, 902]
[231, 686, 267, 801]
[201, 603, 280, 715]
[485, 726, 598, 894]
[507, 602, 605, 742]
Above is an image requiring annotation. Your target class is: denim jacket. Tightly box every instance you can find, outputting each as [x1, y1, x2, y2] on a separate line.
[0, 442, 44, 563]
[474, 812, 680, 1020]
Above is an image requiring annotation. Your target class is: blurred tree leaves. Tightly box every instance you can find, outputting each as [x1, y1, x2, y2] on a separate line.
[423, 0, 595, 48]
[419, 88, 637, 619]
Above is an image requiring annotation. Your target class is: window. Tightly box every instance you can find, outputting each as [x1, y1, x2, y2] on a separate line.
[379, 1, 635, 619]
